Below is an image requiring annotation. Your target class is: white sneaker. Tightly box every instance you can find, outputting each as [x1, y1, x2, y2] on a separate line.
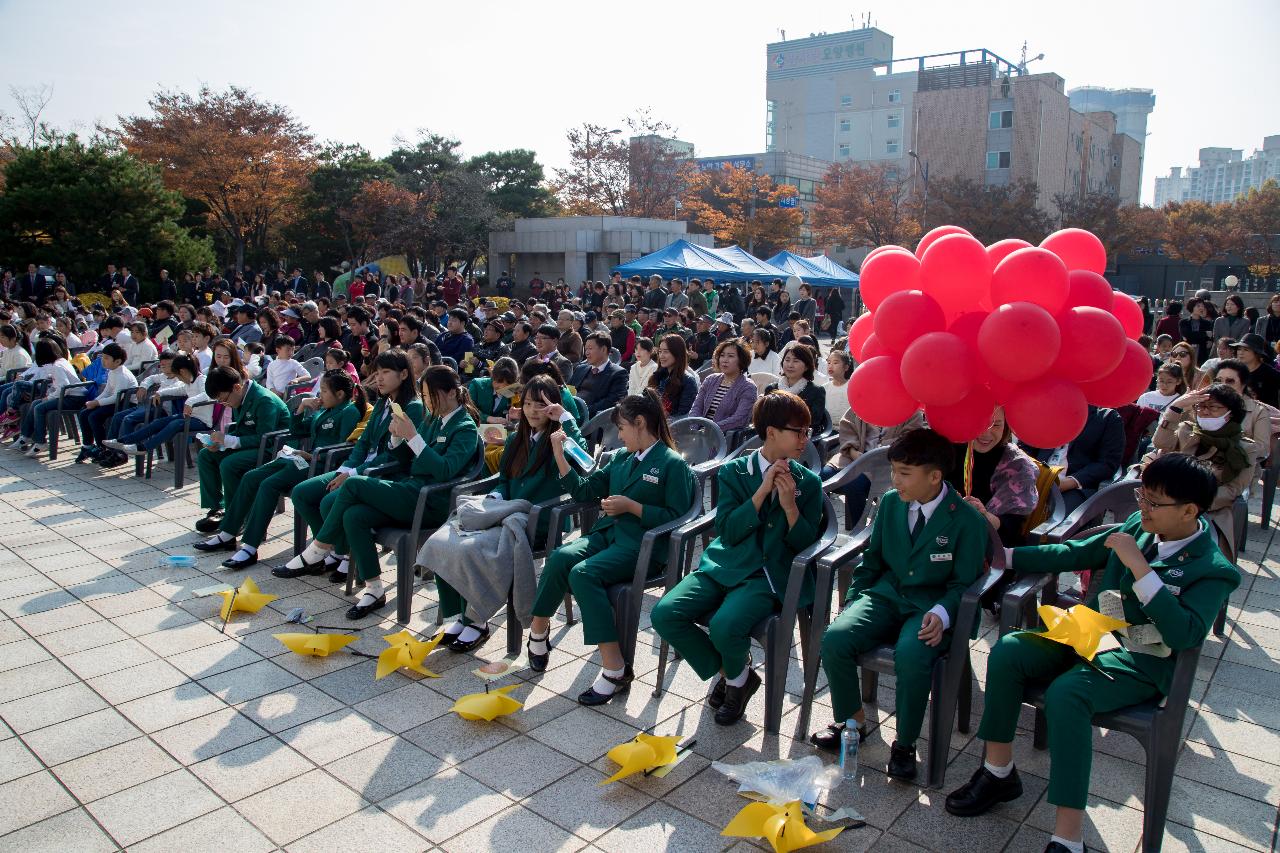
[102, 439, 123, 451]
[23, 444, 45, 458]
[8, 436, 27, 449]
[118, 443, 140, 455]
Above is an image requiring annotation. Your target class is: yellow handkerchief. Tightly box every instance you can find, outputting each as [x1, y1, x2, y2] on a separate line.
[1036, 603, 1129, 661]
[601, 733, 681, 785]
[722, 800, 843, 853]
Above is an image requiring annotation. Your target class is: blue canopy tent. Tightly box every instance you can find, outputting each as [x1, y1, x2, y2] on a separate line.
[802, 254, 860, 289]
[765, 250, 851, 288]
[612, 239, 790, 283]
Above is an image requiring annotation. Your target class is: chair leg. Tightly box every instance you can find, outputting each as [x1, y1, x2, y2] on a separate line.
[1213, 601, 1228, 637]
[1140, 739, 1177, 853]
[46, 414, 58, 460]
[1262, 473, 1276, 529]
[563, 593, 576, 626]
[506, 588, 522, 656]
[762, 627, 785, 734]
[395, 539, 413, 624]
[653, 639, 671, 698]
[860, 667, 878, 705]
[1032, 707, 1048, 750]
[925, 657, 956, 789]
[957, 661, 973, 734]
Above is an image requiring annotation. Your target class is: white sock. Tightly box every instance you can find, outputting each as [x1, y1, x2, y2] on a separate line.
[527, 628, 549, 656]
[591, 666, 625, 696]
[323, 552, 341, 567]
[443, 620, 467, 637]
[726, 665, 751, 688]
[357, 578, 384, 603]
[301, 542, 330, 564]
[1049, 836, 1083, 853]
[456, 625, 483, 644]
[231, 546, 256, 561]
[335, 558, 349, 575]
[212, 531, 233, 544]
[984, 760, 1014, 779]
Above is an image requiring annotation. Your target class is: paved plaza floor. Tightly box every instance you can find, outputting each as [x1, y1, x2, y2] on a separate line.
[0, 449, 1276, 852]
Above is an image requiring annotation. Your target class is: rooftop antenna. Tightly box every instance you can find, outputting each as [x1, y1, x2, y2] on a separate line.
[1018, 40, 1045, 74]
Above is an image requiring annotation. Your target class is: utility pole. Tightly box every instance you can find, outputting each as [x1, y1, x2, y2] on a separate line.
[908, 149, 930, 230]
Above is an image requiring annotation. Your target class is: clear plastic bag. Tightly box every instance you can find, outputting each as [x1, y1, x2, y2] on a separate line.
[712, 755, 841, 806]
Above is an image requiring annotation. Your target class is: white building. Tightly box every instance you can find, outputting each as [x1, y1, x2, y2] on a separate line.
[1154, 136, 1280, 207]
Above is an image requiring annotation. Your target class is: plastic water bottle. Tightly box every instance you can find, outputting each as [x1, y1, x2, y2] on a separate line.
[839, 718, 859, 781]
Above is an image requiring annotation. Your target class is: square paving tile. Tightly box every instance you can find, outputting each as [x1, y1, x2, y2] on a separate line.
[21, 706, 140, 765]
[0, 807, 117, 853]
[0, 770, 78, 835]
[457, 733, 581, 799]
[380, 765, 513, 842]
[150, 706, 269, 765]
[441, 801, 588, 852]
[189, 735, 314, 802]
[126, 805, 276, 853]
[325, 737, 446, 803]
[235, 768, 367, 845]
[51, 736, 181, 802]
[85, 767, 223, 847]
[278, 708, 396, 765]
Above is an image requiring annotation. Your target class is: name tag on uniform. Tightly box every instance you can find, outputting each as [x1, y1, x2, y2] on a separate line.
[930, 553, 953, 562]
[435, 436, 446, 443]
[1165, 584, 1181, 596]
[642, 474, 660, 484]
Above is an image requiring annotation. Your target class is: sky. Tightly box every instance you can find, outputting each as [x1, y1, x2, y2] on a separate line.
[2, 0, 1277, 206]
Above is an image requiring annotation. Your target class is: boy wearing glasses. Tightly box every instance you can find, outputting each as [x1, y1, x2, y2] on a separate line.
[946, 453, 1239, 853]
[650, 391, 824, 725]
[810, 428, 987, 781]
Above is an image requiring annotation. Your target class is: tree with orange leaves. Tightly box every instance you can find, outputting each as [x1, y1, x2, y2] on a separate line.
[812, 161, 920, 251]
[116, 86, 314, 271]
[679, 164, 801, 256]
[1161, 200, 1239, 269]
[339, 178, 435, 265]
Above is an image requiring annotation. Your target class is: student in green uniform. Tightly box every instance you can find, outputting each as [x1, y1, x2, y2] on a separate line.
[283, 349, 425, 584]
[288, 364, 480, 619]
[432, 374, 585, 652]
[650, 390, 824, 725]
[811, 428, 987, 781]
[527, 390, 697, 705]
[192, 365, 290, 532]
[519, 360, 588, 425]
[945, 453, 1240, 853]
[194, 370, 366, 568]
[468, 356, 520, 425]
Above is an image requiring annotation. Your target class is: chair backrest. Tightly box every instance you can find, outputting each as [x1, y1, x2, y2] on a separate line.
[836, 446, 894, 531]
[302, 357, 325, 378]
[609, 347, 621, 365]
[1051, 478, 1140, 543]
[750, 372, 778, 393]
[579, 406, 621, 456]
[441, 356, 458, 371]
[697, 363, 715, 380]
[726, 433, 821, 472]
[669, 417, 727, 472]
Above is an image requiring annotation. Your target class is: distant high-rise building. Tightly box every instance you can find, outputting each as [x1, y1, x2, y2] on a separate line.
[763, 27, 1151, 209]
[1154, 136, 1280, 207]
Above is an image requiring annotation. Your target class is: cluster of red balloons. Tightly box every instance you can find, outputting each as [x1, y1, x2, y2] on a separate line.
[846, 226, 1152, 448]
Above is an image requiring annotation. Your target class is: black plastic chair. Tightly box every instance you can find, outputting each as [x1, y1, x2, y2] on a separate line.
[656, 492, 838, 734]
[291, 443, 356, 554]
[1000, 523, 1201, 853]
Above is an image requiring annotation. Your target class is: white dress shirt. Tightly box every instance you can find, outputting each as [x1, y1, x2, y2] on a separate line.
[907, 485, 957, 630]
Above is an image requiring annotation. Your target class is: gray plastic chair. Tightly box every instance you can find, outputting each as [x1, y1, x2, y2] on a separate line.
[45, 381, 93, 460]
[655, 493, 839, 733]
[669, 417, 728, 481]
[578, 406, 620, 457]
[1001, 523, 1201, 853]
[822, 446, 892, 532]
[291, 443, 356, 554]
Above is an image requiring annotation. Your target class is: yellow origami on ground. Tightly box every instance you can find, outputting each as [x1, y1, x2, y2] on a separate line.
[217, 578, 277, 621]
[274, 632, 356, 657]
[1036, 603, 1129, 660]
[722, 800, 843, 853]
[376, 630, 444, 679]
[601, 733, 682, 784]
[452, 684, 523, 720]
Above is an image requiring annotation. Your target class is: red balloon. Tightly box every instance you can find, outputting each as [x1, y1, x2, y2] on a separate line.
[926, 385, 998, 442]
[1077, 340, 1156, 407]
[1112, 292, 1145, 340]
[859, 249, 920, 313]
[947, 311, 990, 352]
[900, 332, 974, 406]
[990, 247, 1070, 314]
[985, 373, 1021, 404]
[920, 233, 991, 320]
[863, 244, 907, 266]
[1041, 228, 1107, 275]
[1054, 307, 1127, 382]
[1062, 270, 1115, 313]
[848, 356, 919, 427]
[978, 302, 1061, 383]
[860, 333, 890, 361]
[873, 289, 946, 354]
[847, 312, 875, 360]
[986, 239, 1033, 273]
[1005, 379, 1089, 449]
[915, 225, 973, 259]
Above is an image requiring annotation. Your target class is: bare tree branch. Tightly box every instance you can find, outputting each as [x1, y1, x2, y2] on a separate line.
[10, 83, 54, 146]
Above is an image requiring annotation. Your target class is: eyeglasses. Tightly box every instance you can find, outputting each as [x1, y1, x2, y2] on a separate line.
[1133, 488, 1182, 510]
[780, 426, 812, 439]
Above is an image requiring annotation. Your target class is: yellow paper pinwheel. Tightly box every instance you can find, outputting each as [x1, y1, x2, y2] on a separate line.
[600, 733, 682, 785]
[722, 800, 843, 853]
[375, 630, 444, 679]
[273, 632, 357, 657]
[1036, 603, 1129, 661]
[451, 684, 523, 721]
[217, 578, 277, 621]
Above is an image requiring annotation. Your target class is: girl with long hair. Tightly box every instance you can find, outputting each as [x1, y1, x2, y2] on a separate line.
[648, 334, 699, 416]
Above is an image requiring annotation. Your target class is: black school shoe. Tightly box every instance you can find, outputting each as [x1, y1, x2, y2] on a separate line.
[221, 551, 257, 570]
[527, 634, 552, 672]
[194, 512, 224, 533]
[1044, 843, 1086, 853]
[447, 625, 490, 653]
[809, 722, 869, 753]
[98, 450, 128, 468]
[193, 536, 237, 553]
[714, 670, 761, 726]
[886, 741, 918, 781]
[345, 593, 387, 620]
[577, 666, 634, 706]
[707, 676, 727, 709]
[944, 764, 1024, 816]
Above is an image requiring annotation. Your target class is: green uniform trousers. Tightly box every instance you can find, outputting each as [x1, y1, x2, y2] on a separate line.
[219, 457, 308, 547]
[198, 448, 259, 512]
[291, 471, 344, 552]
[436, 577, 474, 626]
[821, 591, 947, 746]
[650, 571, 777, 681]
[314, 476, 423, 583]
[977, 631, 1160, 810]
[531, 531, 637, 646]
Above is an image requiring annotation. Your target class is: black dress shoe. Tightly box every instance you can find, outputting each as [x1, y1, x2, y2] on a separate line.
[707, 676, 727, 709]
[809, 722, 869, 754]
[945, 764, 1023, 817]
[345, 593, 387, 620]
[272, 558, 327, 579]
[221, 552, 257, 570]
[527, 634, 552, 672]
[448, 625, 490, 653]
[577, 666, 634, 706]
[193, 536, 237, 552]
[327, 568, 348, 584]
[714, 669, 761, 726]
[1044, 842, 1085, 853]
[194, 512, 224, 533]
[886, 741, 918, 781]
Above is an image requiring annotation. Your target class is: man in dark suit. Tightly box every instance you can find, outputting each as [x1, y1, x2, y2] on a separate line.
[287, 268, 308, 296]
[1021, 405, 1125, 512]
[642, 275, 668, 311]
[96, 263, 122, 294]
[157, 269, 177, 302]
[19, 264, 47, 302]
[119, 266, 140, 305]
[568, 332, 628, 417]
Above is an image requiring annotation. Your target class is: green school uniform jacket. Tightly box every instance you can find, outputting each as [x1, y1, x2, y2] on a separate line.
[494, 418, 586, 538]
[227, 382, 289, 449]
[848, 486, 987, 625]
[697, 453, 825, 606]
[1011, 510, 1240, 694]
[559, 442, 696, 555]
[404, 407, 480, 521]
[467, 377, 511, 422]
[289, 401, 361, 450]
[346, 397, 426, 475]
